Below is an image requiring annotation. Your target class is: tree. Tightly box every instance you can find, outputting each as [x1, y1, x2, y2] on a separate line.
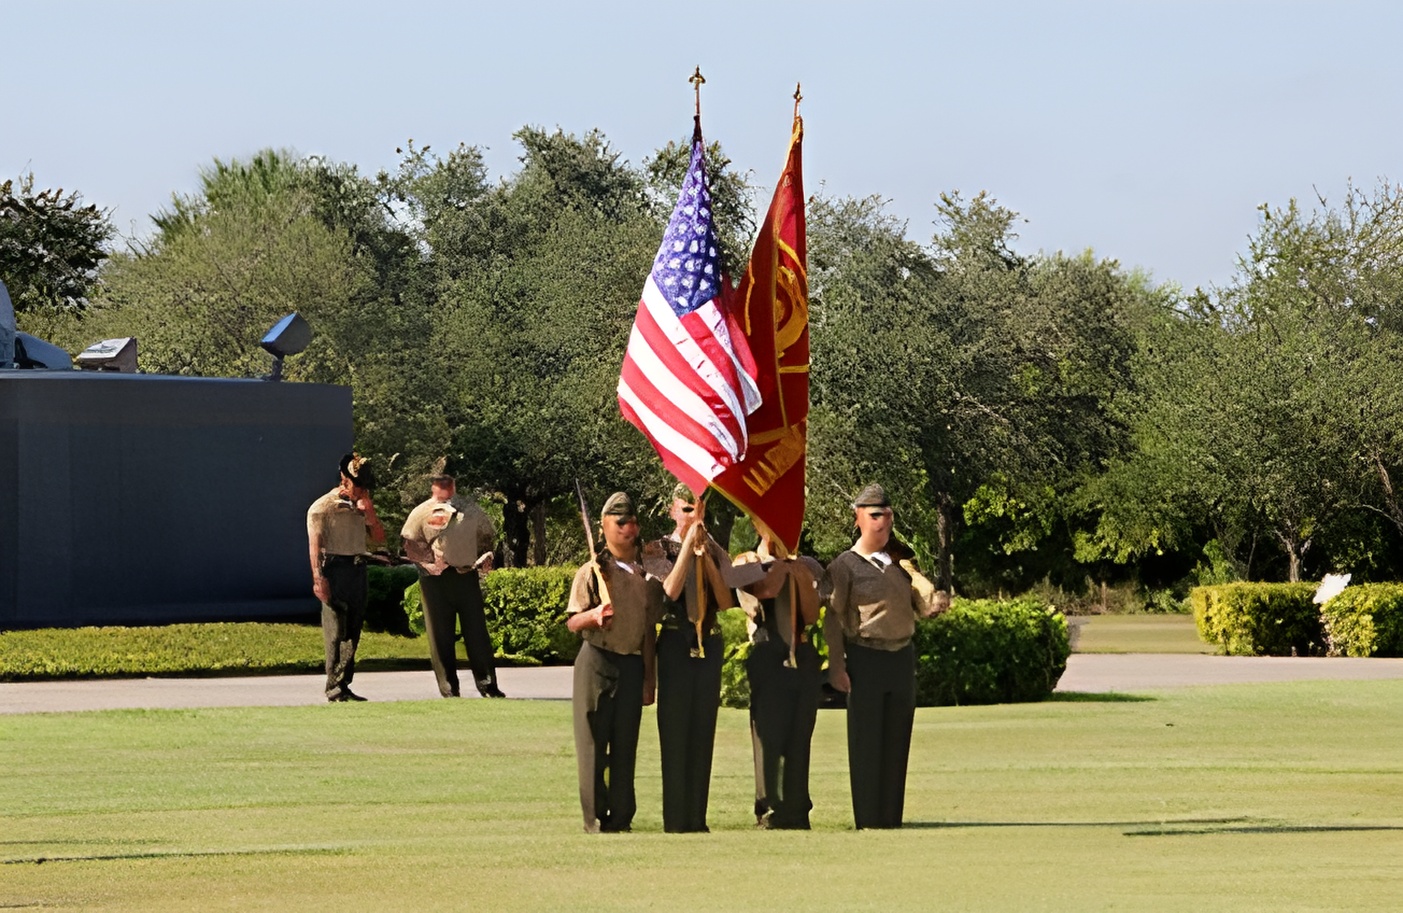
[86, 151, 439, 536]
[1088, 189, 1403, 583]
[395, 128, 673, 564]
[0, 173, 113, 321]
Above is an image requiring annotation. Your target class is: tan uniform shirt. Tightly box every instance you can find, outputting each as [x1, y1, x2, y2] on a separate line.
[568, 559, 663, 655]
[824, 547, 934, 650]
[401, 495, 495, 568]
[307, 489, 371, 556]
[642, 535, 766, 623]
[736, 554, 823, 650]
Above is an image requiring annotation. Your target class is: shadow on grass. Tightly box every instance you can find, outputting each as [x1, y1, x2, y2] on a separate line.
[1049, 691, 1156, 703]
[2, 845, 346, 866]
[1127, 823, 1403, 836]
[904, 818, 1403, 836]
[905, 817, 1248, 830]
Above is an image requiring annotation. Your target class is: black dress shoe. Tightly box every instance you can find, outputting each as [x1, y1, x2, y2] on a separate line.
[479, 686, 507, 698]
[329, 690, 368, 702]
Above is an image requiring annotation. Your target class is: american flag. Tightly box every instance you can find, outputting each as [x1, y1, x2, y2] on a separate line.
[618, 130, 761, 494]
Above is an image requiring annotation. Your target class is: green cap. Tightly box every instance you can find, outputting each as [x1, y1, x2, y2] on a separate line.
[853, 483, 890, 508]
[671, 482, 695, 502]
[601, 491, 635, 519]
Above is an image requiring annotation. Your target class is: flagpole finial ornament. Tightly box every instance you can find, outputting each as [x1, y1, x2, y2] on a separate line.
[690, 67, 706, 119]
[793, 82, 803, 119]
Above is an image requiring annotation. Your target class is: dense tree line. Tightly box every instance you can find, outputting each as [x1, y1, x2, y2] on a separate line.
[11, 133, 1403, 601]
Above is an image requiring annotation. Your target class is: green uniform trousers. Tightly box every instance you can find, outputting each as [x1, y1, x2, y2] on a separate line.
[656, 627, 723, 833]
[417, 568, 498, 697]
[320, 558, 367, 700]
[844, 641, 916, 829]
[747, 638, 821, 828]
[572, 642, 644, 833]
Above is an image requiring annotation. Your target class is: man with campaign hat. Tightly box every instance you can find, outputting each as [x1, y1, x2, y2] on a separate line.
[566, 491, 663, 833]
[307, 453, 386, 702]
[823, 482, 949, 828]
[401, 463, 504, 698]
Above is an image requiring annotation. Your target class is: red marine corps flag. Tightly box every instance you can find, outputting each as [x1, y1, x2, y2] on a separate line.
[617, 112, 761, 496]
[711, 99, 809, 553]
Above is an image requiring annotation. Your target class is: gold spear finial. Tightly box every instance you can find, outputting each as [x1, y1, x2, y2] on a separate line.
[794, 82, 803, 118]
[690, 66, 705, 117]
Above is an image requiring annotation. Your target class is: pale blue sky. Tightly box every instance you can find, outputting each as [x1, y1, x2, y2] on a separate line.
[7, 0, 1402, 291]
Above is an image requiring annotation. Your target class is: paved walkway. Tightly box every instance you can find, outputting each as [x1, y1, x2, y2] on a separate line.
[4, 654, 1403, 714]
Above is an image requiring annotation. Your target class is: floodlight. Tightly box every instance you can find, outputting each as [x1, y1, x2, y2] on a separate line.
[260, 313, 311, 381]
[77, 337, 138, 372]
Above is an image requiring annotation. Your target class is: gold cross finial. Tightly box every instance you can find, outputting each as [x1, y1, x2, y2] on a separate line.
[690, 67, 705, 118]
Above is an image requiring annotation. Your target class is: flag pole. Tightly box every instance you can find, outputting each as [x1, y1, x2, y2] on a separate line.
[690, 67, 706, 141]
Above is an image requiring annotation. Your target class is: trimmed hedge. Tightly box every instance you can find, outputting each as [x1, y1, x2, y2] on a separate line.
[1320, 583, 1403, 657]
[402, 566, 580, 665]
[913, 598, 1070, 706]
[720, 597, 1069, 709]
[366, 565, 419, 633]
[1191, 582, 1323, 656]
[718, 609, 753, 709]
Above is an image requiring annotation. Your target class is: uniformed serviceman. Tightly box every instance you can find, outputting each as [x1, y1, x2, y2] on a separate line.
[643, 484, 765, 833]
[307, 453, 386, 702]
[823, 483, 948, 828]
[736, 543, 824, 829]
[401, 469, 505, 698]
[566, 491, 662, 834]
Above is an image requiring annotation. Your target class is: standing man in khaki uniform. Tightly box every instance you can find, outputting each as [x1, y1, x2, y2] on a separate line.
[567, 491, 662, 834]
[307, 453, 385, 702]
[401, 469, 504, 698]
[824, 483, 948, 828]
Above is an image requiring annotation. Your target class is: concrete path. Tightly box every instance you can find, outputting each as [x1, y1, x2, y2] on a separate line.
[4, 654, 1403, 714]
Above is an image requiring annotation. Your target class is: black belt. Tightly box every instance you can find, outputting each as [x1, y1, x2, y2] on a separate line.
[322, 554, 366, 567]
[661, 619, 721, 638]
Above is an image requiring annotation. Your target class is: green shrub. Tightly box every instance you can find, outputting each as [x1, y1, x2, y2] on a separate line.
[1191, 582, 1323, 656]
[718, 598, 1068, 709]
[1320, 583, 1403, 657]
[913, 598, 1069, 706]
[366, 565, 418, 634]
[403, 566, 580, 664]
[718, 608, 751, 709]
[487, 567, 579, 663]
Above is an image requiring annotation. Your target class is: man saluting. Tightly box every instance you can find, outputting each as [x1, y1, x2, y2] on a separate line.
[307, 453, 385, 702]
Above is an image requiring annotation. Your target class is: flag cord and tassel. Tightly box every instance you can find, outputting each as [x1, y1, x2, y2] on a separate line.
[690, 492, 708, 658]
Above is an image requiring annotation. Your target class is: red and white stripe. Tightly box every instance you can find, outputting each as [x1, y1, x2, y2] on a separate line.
[619, 276, 761, 490]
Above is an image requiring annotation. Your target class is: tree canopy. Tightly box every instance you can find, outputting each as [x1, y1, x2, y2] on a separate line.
[42, 135, 1403, 595]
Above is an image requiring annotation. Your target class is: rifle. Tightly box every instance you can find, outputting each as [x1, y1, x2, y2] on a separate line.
[574, 480, 612, 623]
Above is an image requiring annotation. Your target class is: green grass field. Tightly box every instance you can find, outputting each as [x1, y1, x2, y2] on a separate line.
[5, 679, 1402, 912]
[1072, 613, 1213, 654]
